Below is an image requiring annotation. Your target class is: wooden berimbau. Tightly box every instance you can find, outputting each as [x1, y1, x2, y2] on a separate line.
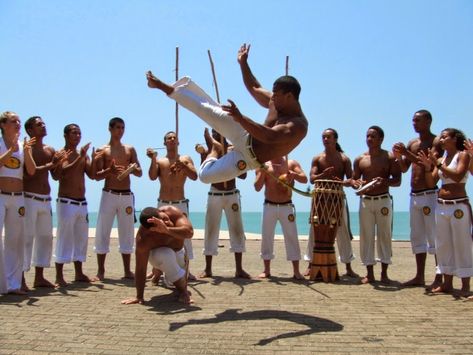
[309, 180, 345, 282]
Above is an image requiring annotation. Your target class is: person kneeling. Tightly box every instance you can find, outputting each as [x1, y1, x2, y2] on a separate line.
[121, 206, 194, 305]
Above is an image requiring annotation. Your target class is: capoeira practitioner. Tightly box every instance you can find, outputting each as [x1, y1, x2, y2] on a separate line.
[23, 116, 66, 290]
[145, 45, 308, 184]
[0, 111, 36, 294]
[52, 124, 99, 287]
[419, 128, 472, 297]
[254, 155, 307, 279]
[121, 206, 194, 305]
[352, 126, 401, 284]
[303, 128, 359, 278]
[197, 128, 250, 279]
[93, 117, 142, 281]
[392, 110, 444, 288]
[146, 131, 197, 282]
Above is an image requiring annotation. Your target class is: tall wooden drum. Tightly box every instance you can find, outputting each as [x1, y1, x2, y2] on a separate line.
[309, 180, 345, 282]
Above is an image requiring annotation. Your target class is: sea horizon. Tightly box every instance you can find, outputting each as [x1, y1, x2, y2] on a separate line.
[53, 211, 411, 241]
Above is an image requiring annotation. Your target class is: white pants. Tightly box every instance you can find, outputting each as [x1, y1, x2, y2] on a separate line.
[94, 190, 135, 255]
[169, 77, 262, 183]
[203, 187, 246, 255]
[435, 200, 473, 278]
[23, 193, 53, 271]
[260, 202, 301, 261]
[304, 201, 355, 264]
[0, 194, 25, 293]
[54, 198, 89, 264]
[409, 190, 437, 255]
[157, 199, 193, 259]
[359, 194, 393, 266]
[148, 247, 186, 284]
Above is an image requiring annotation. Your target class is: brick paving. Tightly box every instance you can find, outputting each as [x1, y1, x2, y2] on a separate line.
[1, 237, 473, 354]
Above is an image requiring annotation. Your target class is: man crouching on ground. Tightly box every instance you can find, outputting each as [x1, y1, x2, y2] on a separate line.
[121, 206, 194, 305]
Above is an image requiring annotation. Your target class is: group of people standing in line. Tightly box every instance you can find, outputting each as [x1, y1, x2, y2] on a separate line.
[1, 44, 472, 305]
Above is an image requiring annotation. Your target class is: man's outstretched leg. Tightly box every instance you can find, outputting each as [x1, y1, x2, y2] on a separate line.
[147, 71, 174, 95]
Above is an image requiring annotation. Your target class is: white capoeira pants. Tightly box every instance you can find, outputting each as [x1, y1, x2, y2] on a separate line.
[0, 193, 25, 293]
[148, 247, 186, 284]
[23, 193, 53, 271]
[203, 187, 246, 255]
[54, 198, 89, 264]
[94, 190, 135, 255]
[435, 198, 473, 278]
[157, 199, 193, 259]
[359, 194, 393, 266]
[260, 201, 301, 261]
[409, 189, 437, 255]
[169, 77, 262, 184]
[304, 200, 355, 264]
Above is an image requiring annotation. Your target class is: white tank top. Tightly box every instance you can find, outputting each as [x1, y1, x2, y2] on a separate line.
[0, 137, 24, 180]
[438, 152, 468, 184]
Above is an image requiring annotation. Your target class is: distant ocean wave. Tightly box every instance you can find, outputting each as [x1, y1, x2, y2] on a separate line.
[57, 211, 411, 241]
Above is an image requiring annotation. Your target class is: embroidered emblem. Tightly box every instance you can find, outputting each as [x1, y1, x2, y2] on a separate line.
[454, 209, 464, 219]
[5, 157, 21, 169]
[288, 214, 295, 222]
[422, 206, 431, 216]
[125, 206, 133, 215]
[18, 206, 25, 216]
[232, 203, 239, 212]
[236, 160, 247, 171]
[381, 207, 389, 216]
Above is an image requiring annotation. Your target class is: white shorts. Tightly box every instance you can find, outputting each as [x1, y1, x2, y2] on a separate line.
[94, 189, 135, 254]
[54, 198, 89, 264]
[260, 201, 301, 261]
[359, 194, 393, 266]
[304, 200, 355, 264]
[23, 193, 53, 271]
[157, 199, 193, 260]
[148, 247, 186, 284]
[169, 77, 262, 183]
[203, 187, 246, 255]
[435, 199, 473, 278]
[0, 193, 25, 293]
[409, 189, 437, 255]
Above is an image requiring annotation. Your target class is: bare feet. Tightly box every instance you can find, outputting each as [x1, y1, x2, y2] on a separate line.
[177, 290, 194, 305]
[146, 271, 154, 279]
[258, 272, 271, 279]
[466, 295, 473, 301]
[187, 273, 197, 281]
[402, 277, 425, 287]
[55, 278, 68, 287]
[361, 276, 375, 284]
[293, 272, 305, 280]
[33, 278, 55, 288]
[380, 276, 394, 285]
[21, 281, 30, 293]
[123, 271, 135, 280]
[74, 274, 93, 283]
[235, 270, 251, 279]
[303, 267, 311, 277]
[93, 272, 105, 282]
[426, 278, 443, 291]
[199, 270, 213, 278]
[8, 289, 27, 295]
[344, 270, 360, 278]
[431, 285, 453, 294]
[121, 297, 144, 305]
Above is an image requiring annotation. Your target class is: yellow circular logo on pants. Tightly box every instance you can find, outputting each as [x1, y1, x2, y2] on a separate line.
[454, 209, 464, 219]
[422, 206, 431, 216]
[288, 214, 295, 222]
[18, 206, 25, 216]
[126, 206, 133, 215]
[231, 203, 239, 212]
[381, 207, 389, 216]
[236, 160, 247, 171]
[5, 157, 21, 169]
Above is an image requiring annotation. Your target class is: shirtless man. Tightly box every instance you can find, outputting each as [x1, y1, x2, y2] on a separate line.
[0, 111, 36, 294]
[392, 110, 443, 288]
[304, 128, 359, 278]
[197, 128, 250, 279]
[145, 44, 307, 184]
[146, 131, 197, 281]
[353, 126, 401, 284]
[52, 124, 98, 287]
[23, 116, 65, 290]
[121, 206, 194, 305]
[93, 117, 142, 280]
[254, 155, 307, 279]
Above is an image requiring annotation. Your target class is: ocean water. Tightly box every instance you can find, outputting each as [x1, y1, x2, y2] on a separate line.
[56, 211, 411, 241]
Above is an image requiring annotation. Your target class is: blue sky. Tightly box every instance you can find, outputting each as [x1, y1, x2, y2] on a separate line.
[1, 0, 472, 212]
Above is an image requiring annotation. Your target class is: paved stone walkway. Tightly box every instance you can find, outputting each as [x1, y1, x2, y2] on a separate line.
[1, 238, 472, 354]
